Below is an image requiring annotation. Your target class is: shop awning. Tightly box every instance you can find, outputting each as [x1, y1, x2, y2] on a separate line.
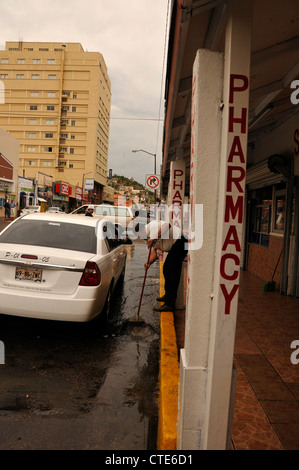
[246, 159, 286, 190]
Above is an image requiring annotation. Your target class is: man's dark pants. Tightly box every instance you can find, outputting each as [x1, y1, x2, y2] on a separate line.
[163, 236, 188, 307]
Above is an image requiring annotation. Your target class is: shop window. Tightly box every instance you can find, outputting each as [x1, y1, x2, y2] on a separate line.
[273, 189, 286, 233]
[249, 187, 272, 247]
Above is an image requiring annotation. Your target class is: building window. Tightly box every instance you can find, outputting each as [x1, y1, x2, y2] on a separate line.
[30, 92, 39, 97]
[32, 59, 41, 64]
[72, 107, 76, 112]
[43, 161, 52, 167]
[27, 161, 36, 166]
[44, 147, 53, 152]
[1, 58, 9, 64]
[31, 74, 40, 79]
[28, 133, 36, 138]
[0, 74, 8, 79]
[47, 106, 55, 111]
[30, 105, 38, 110]
[17, 59, 25, 64]
[70, 148, 74, 154]
[47, 92, 56, 97]
[27, 147, 36, 152]
[16, 74, 24, 79]
[45, 133, 53, 138]
[71, 120, 75, 126]
[48, 74, 56, 79]
[28, 119, 37, 124]
[47, 59, 55, 64]
[45, 119, 54, 125]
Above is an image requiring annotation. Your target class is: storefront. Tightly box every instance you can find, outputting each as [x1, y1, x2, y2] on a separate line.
[75, 186, 83, 209]
[0, 153, 17, 217]
[245, 113, 299, 298]
[18, 176, 35, 213]
[36, 172, 53, 209]
[0, 132, 19, 218]
[0, 178, 16, 217]
[53, 181, 70, 211]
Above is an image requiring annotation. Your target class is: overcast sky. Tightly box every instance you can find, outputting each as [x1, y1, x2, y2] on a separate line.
[0, 0, 170, 185]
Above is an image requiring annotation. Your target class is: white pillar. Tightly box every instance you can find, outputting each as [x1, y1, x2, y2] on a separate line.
[177, 0, 251, 450]
[177, 48, 223, 450]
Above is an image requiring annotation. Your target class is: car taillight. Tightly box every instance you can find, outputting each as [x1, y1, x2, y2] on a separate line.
[79, 261, 101, 286]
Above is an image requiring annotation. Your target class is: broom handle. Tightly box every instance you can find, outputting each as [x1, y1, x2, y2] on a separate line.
[137, 245, 152, 318]
[271, 249, 283, 281]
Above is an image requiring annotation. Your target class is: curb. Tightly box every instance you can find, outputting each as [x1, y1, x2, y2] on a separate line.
[157, 259, 180, 450]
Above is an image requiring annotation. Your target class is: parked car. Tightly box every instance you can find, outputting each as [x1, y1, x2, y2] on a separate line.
[46, 207, 64, 213]
[20, 205, 41, 216]
[71, 204, 135, 229]
[0, 213, 129, 322]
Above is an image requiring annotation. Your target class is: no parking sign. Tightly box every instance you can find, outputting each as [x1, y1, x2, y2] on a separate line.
[145, 174, 160, 190]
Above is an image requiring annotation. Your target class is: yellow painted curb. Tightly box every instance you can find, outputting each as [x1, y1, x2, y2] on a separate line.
[157, 259, 180, 450]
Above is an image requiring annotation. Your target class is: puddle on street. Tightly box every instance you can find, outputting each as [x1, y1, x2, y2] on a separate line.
[0, 242, 161, 450]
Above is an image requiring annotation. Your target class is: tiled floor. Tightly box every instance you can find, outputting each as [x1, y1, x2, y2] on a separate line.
[173, 270, 299, 450]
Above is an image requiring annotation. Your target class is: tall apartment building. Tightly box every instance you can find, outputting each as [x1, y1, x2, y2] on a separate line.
[0, 41, 111, 206]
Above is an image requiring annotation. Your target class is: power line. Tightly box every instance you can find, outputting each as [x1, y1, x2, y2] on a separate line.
[155, 0, 171, 157]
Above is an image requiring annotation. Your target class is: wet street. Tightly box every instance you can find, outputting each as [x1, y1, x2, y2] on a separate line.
[0, 240, 160, 450]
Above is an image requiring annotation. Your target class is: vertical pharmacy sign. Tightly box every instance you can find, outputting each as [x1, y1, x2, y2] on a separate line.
[219, 74, 249, 316]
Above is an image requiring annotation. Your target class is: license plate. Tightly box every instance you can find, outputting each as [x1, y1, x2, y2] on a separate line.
[15, 266, 42, 282]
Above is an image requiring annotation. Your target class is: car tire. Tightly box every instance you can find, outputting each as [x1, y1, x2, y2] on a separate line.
[102, 282, 113, 321]
[118, 264, 126, 285]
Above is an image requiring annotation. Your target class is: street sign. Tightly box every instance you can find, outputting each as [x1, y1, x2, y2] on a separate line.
[85, 178, 94, 191]
[145, 174, 160, 190]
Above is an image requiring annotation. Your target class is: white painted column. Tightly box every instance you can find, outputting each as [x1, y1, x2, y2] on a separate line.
[177, 49, 224, 449]
[177, 0, 251, 450]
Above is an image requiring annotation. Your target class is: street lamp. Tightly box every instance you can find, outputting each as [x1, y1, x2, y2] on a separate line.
[132, 149, 157, 203]
[132, 149, 156, 175]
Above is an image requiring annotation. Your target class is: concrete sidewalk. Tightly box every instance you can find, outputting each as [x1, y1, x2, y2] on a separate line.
[158, 263, 299, 450]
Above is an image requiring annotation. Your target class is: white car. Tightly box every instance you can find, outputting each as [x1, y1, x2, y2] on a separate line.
[46, 207, 64, 213]
[0, 213, 129, 322]
[20, 205, 41, 216]
[71, 204, 135, 228]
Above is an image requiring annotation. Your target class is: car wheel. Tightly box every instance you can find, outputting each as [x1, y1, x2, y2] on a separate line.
[102, 282, 113, 321]
[118, 264, 126, 285]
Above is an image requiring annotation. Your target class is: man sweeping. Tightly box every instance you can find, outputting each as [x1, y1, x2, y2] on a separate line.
[142, 219, 188, 312]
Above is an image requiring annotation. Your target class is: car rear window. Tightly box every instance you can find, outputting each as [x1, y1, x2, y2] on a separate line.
[94, 206, 112, 216]
[114, 207, 129, 217]
[0, 220, 97, 253]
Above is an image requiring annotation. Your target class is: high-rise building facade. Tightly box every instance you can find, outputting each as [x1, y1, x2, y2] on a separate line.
[0, 41, 111, 205]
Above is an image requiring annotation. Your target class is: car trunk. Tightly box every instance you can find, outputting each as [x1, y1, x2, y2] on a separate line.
[0, 244, 94, 295]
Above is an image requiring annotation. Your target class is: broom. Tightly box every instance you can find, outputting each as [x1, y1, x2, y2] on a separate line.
[262, 249, 282, 291]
